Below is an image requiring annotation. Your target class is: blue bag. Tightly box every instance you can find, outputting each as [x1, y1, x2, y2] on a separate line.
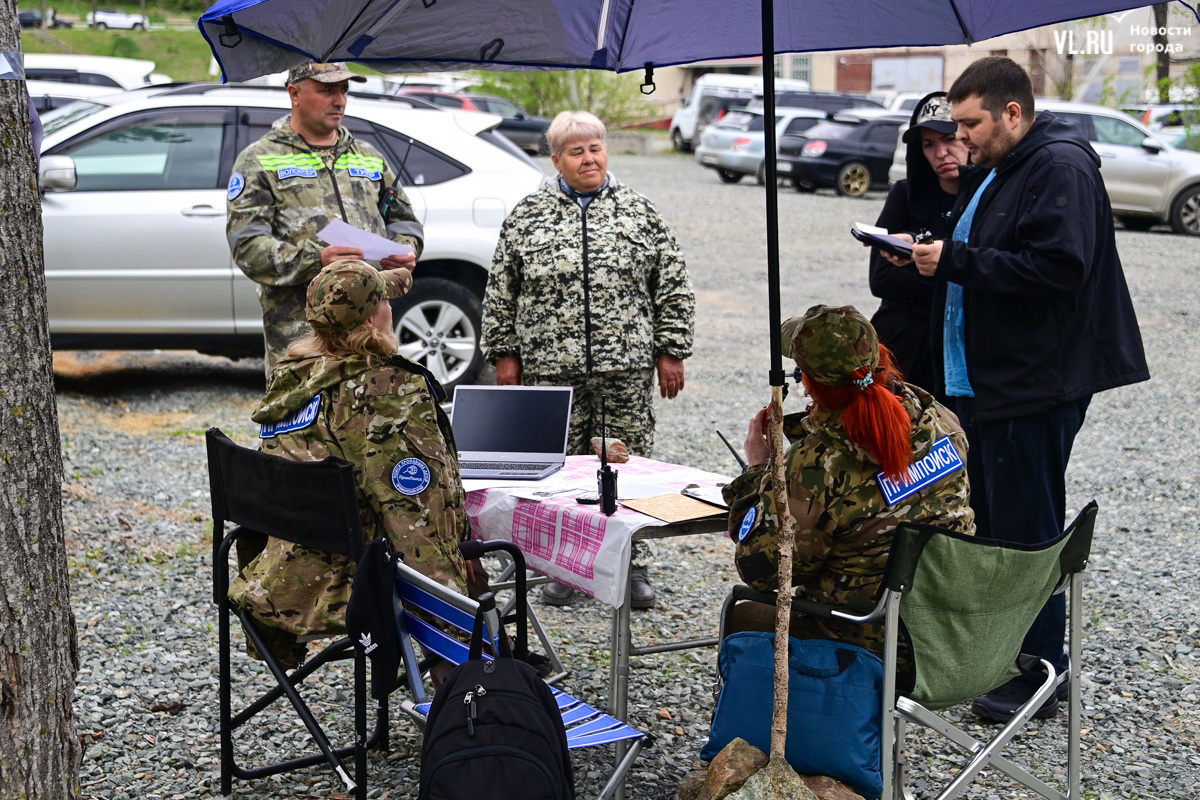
[700, 632, 883, 799]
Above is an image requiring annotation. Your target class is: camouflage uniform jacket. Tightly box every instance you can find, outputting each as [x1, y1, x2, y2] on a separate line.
[228, 351, 469, 642]
[481, 177, 695, 375]
[723, 383, 974, 653]
[227, 117, 424, 367]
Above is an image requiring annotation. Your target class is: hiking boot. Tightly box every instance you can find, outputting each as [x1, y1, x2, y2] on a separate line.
[630, 567, 655, 609]
[541, 580, 576, 606]
[971, 680, 1060, 723]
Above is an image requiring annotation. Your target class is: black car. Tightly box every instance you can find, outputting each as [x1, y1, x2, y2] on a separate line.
[460, 93, 551, 155]
[778, 110, 907, 197]
[19, 8, 72, 28]
[747, 90, 884, 115]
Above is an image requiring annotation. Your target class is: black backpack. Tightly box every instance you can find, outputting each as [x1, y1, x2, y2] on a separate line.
[418, 594, 575, 800]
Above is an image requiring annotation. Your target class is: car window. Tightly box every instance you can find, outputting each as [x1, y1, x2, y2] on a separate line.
[41, 101, 106, 135]
[486, 98, 522, 117]
[1092, 115, 1148, 147]
[52, 108, 227, 191]
[715, 111, 765, 131]
[800, 121, 856, 140]
[784, 117, 819, 135]
[77, 73, 123, 89]
[428, 95, 463, 109]
[866, 122, 900, 144]
[374, 127, 470, 186]
[1052, 112, 1091, 136]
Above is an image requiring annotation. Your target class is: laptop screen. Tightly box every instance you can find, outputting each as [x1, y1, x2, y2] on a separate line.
[451, 386, 573, 457]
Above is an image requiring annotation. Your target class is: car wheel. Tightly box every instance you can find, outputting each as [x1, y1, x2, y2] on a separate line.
[1169, 184, 1200, 236]
[717, 169, 743, 184]
[133, 21, 144, 30]
[793, 176, 817, 193]
[755, 162, 767, 185]
[390, 277, 484, 391]
[671, 128, 688, 152]
[537, 134, 550, 156]
[1117, 216, 1156, 232]
[95, 21, 107, 29]
[835, 162, 870, 197]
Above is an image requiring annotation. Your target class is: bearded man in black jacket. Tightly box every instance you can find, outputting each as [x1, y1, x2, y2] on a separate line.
[911, 57, 1149, 723]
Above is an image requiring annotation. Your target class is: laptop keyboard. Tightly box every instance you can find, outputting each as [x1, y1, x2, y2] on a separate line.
[460, 461, 555, 471]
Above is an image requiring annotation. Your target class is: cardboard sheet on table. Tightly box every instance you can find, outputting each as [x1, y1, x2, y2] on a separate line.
[619, 493, 724, 524]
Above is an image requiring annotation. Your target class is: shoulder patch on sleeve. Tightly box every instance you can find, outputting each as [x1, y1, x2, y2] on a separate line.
[737, 506, 759, 541]
[391, 457, 432, 496]
[877, 435, 964, 505]
[227, 172, 245, 201]
[260, 395, 321, 438]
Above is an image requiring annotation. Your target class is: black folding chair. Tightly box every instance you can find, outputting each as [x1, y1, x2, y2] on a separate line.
[206, 427, 388, 800]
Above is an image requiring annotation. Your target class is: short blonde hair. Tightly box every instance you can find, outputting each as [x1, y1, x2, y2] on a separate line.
[547, 111, 606, 157]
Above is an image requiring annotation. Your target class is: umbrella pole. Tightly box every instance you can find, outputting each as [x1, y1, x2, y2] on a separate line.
[758, 0, 796, 767]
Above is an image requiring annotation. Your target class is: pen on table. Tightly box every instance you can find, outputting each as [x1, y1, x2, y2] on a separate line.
[715, 429, 748, 471]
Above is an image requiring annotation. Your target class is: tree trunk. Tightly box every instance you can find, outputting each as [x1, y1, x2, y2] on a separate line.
[91, 0, 98, 27]
[40, 0, 46, 29]
[1153, 3, 1170, 103]
[0, 3, 82, 797]
[767, 387, 795, 761]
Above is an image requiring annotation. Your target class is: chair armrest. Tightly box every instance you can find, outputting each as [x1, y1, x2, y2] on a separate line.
[213, 524, 253, 605]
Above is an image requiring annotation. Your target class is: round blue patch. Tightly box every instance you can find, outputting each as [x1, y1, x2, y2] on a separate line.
[392, 457, 431, 496]
[227, 172, 245, 201]
[737, 506, 758, 542]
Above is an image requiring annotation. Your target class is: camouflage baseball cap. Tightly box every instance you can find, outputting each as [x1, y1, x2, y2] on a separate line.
[902, 91, 956, 143]
[788, 304, 879, 386]
[286, 61, 367, 85]
[306, 260, 410, 334]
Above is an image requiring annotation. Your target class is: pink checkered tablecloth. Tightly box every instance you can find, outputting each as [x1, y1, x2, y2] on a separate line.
[465, 455, 731, 607]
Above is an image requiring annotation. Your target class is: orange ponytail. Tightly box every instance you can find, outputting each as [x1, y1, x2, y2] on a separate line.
[802, 344, 913, 481]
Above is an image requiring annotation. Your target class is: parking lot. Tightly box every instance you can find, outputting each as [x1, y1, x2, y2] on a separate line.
[57, 152, 1200, 798]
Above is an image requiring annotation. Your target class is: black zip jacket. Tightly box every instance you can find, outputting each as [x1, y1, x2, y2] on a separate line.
[931, 111, 1149, 420]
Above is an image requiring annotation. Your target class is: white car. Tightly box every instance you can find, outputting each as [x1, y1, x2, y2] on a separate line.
[887, 100, 1200, 236]
[23, 54, 171, 90]
[25, 80, 118, 114]
[36, 85, 548, 388]
[86, 8, 150, 30]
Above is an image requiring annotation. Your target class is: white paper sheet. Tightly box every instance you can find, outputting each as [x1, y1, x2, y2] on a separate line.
[316, 218, 415, 261]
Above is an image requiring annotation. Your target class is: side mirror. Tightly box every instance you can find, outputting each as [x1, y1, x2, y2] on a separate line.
[39, 155, 77, 193]
[1141, 136, 1164, 154]
[513, 111, 526, 120]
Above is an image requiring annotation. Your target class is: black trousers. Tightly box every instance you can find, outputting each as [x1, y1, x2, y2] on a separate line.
[951, 395, 1091, 686]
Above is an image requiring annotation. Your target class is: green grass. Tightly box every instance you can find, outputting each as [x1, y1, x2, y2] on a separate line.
[22, 28, 217, 82]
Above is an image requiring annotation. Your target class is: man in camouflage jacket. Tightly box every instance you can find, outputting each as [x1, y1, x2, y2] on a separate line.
[227, 61, 423, 375]
[228, 260, 469, 668]
[481, 111, 695, 607]
[723, 307, 974, 658]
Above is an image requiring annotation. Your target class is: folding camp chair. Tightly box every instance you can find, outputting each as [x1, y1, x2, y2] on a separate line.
[719, 501, 1098, 800]
[206, 427, 388, 800]
[394, 538, 652, 800]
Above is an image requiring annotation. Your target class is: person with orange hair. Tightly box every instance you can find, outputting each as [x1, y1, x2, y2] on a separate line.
[722, 305, 974, 656]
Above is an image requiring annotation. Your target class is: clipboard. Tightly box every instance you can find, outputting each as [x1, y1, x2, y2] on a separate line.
[851, 223, 914, 259]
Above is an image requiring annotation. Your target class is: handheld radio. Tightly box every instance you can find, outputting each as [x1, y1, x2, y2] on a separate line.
[598, 397, 618, 515]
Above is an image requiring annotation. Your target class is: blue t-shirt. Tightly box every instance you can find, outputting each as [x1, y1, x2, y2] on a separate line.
[943, 169, 996, 397]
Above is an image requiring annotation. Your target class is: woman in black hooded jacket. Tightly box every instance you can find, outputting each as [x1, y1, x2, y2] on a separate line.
[867, 92, 968, 393]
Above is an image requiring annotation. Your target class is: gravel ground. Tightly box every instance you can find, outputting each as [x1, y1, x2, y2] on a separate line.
[56, 153, 1198, 800]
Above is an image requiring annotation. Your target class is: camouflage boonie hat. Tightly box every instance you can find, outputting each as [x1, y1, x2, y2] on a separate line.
[286, 61, 367, 85]
[306, 261, 409, 334]
[789, 304, 879, 386]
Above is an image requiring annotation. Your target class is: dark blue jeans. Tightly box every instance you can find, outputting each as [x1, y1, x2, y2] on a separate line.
[951, 395, 1091, 687]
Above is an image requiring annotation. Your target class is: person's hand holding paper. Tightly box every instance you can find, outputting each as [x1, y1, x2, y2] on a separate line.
[318, 219, 416, 270]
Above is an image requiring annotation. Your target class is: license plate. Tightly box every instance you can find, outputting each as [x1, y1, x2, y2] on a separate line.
[776, 161, 791, 173]
[701, 155, 720, 165]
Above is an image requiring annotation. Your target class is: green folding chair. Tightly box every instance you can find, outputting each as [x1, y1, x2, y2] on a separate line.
[720, 500, 1097, 800]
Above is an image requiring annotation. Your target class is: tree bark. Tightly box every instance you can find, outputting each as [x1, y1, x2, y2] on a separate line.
[1153, 3, 1170, 103]
[0, 3, 82, 797]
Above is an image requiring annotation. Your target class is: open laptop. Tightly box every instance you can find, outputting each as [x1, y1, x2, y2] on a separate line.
[451, 385, 574, 480]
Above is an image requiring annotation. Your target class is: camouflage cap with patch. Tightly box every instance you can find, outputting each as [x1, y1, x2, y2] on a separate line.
[306, 260, 410, 334]
[789, 304, 879, 386]
[286, 61, 367, 85]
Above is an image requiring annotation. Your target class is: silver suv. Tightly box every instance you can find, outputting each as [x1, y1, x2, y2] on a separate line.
[37, 84, 547, 388]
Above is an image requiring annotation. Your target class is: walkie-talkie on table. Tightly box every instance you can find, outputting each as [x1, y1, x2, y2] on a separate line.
[598, 397, 618, 515]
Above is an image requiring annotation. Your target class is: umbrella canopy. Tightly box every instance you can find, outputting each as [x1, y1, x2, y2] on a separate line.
[201, 0, 1150, 82]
